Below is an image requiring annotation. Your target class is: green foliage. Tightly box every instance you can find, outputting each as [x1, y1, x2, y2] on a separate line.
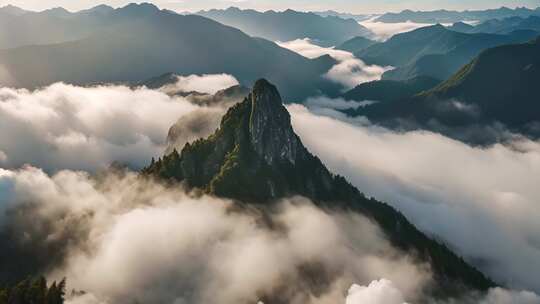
[0, 277, 65, 304]
[143, 80, 496, 296]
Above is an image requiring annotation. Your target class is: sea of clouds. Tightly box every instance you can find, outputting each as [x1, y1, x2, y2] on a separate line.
[0, 73, 242, 173]
[0, 166, 433, 304]
[288, 103, 540, 294]
[0, 73, 540, 304]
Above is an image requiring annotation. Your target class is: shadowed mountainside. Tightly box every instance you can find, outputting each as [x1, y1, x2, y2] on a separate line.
[351, 38, 540, 143]
[0, 3, 340, 100]
[354, 24, 538, 81]
[342, 76, 441, 102]
[144, 79, 495, 297]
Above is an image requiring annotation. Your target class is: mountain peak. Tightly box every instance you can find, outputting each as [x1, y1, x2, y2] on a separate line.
[429, 23, 447, 30]
[143, 79, 314, 199]
[42, 7, 71, 17]
[118, 2, 160, 16]
[80, 4, 114, 15]
[249, 79, 301, 165]
[144, 80, 495, 295]
[0, 4, 27, 16]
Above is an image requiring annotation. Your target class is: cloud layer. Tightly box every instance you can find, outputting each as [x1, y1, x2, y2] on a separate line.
[0, 74, 241, 173]
[346, 279, 407, 304]
[0, 166, 430, 304]
[1, 79, 539, 303]
[277, 39, 391, 90]
[288, 104, 540, 293]
[2, 166, 534, 304]
[158, 74, 239, 95]
[359, 18, 437, 41]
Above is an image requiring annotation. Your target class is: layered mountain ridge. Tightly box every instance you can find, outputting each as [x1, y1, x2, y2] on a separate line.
[144, 79, 495, 297]
[197, 7, 372, 45]
[0, 3, 339, 100]
[376, 6, 540, 24]
[352, 37, 540, 143]
[355, 24, 538, 81]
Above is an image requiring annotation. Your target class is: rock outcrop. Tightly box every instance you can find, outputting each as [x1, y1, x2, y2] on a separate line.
[143, 79, 496, 296]
[249, 79, 303, 165]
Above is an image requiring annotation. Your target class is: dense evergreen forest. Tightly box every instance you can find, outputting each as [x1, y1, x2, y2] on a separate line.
[0, 277, 65, 304]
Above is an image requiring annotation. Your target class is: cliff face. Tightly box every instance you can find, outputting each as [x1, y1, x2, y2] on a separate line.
[143, 79, 495, 295]
[249, 79, 303, 165]
[144, 78, 334, 201]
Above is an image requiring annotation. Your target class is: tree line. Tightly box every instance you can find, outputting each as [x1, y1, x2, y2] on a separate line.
[0, 277, 65, 304]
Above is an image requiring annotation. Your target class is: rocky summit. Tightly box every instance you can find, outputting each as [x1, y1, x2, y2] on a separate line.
[249, 79, 302, 165]
[144, 79, 495, 296]
[143, 78, 334, 201]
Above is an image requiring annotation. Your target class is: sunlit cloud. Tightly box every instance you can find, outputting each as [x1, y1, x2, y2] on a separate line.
[277, 39, 391, 90]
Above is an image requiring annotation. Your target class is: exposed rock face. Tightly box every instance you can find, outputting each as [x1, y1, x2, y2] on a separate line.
[143, 79, 496, 295]
[164, 84, 250, 155]
[249, 79, 302, 165]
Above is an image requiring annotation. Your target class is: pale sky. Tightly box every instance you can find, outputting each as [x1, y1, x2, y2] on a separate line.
[0, 0, 538, 14]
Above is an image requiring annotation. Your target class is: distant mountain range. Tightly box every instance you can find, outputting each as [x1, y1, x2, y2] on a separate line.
[376, 6, 540, 24]
[311, 10, 372, 22]
[350, 38, 540, 143]
[354, 24, 538, 81]
[448, 15, 540, 34]
[197, 7, 373, 45]
[0, 3, 341, 100]
[0, 4, 28, 16]
[0, 4, 116, 49]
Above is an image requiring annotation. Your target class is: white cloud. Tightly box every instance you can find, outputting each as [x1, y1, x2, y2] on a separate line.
[305, 96, 376, 111]
[481, 288, 540, 304]
[344, 280, 540, 304]
[0, 166, 430, 304]
[359, 18, 435, 41]
[0, 82, 226, 172]
[165, 108, 225, 154]
[288, 104, 540, 293]
[277, 39, 391, 90]
[159, 74, 239, 95]
[346, 280, 407, 304]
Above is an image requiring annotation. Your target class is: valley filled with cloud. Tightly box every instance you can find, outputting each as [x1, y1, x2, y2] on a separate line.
[0, 74, 539, 303]
[0, 2, 539, 304]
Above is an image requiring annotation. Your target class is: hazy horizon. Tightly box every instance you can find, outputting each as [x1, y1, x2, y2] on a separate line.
[0, 0, 538, 14]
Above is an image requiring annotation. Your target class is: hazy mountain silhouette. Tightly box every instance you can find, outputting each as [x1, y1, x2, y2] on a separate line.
[335, 36, 377, 53]
[0, 3, 340, 100]
[353, 38, 540, 143]
[197, 7, 372, 45]
[376, 6, 540, 24]
[0, 4, 29, 16]
[311, 10, 371, 22]
[355, 24, 538, 81]
[449, 16, 540, 34]
[0, 4, 122, 49]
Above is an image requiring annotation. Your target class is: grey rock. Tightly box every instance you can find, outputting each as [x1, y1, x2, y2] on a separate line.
[249, 79, 302, 165]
